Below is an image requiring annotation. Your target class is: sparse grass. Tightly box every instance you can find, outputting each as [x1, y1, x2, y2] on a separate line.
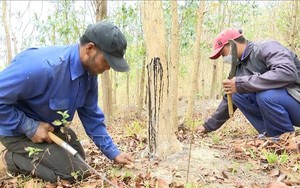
[263, 150, 289, 165]
[185, 182, 200, 188]
[125, 120, 146, 137]
[211, 134, 220, 144]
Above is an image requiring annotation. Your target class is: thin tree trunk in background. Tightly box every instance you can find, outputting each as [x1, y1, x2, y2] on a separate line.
[2, 0, 12, 65]
[8, 1, 17, 56]
[290, 0, 298, 51]
[210, 61, 217, 99]
[113, 71, 117, 109]
[136, 64, 140, 105]
[185, 1, 206, 123]
[137, 56, 146, 118]
[95, 0, 113, 125]
[126, 73, 130, 106]
[170, 0, 180, 133]
[142, 1, 182, 158]
[217, 2, 225, 99]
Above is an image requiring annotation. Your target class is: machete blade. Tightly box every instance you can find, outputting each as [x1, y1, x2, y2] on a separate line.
[228, 40, 238, 79]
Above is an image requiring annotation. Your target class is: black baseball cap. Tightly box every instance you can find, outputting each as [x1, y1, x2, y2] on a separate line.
[83, 22, 130, 72]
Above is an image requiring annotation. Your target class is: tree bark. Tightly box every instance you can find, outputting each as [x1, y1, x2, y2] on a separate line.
[95, 0, 113, 125]
[210, 61, 217, 99]
[185, 1, 206, 123]
[290, 0, 298, 51]
[137, 56, 146, 118]
[170, 0, 180, 133]
[142, 1, 182, 158]
[2, 0, 12, 65]
[126, 73, 130, 106]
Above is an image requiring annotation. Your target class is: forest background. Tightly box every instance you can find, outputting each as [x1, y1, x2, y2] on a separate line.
[1, 1, 299, 117]
[0, 1, 299, 187]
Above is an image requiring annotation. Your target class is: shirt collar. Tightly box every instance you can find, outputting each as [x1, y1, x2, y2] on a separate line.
[69, 44, 85, 80]
[241, 41, 253, 62]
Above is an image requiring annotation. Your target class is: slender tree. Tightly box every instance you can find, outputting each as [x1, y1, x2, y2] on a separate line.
[185, 1, 206, 122]
[290, 0, 299, 52]
[2, 0, 12, 65]
[94, 0, 114, 125]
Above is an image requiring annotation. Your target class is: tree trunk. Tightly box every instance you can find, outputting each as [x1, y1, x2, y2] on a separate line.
[95, 0, 113, 125]
[136, 64, 140, 105]
[113, 71, 117, 109]
[185, 1, 206, 123]
[137, 55, 146, 118]
[2, 0, 12, 65]
[170, 0, 180, 133]
[210, 61, 217, 99]
[126, 73, 130, 106]
[8, 1, 17, 56]
[290, 0, 298, 51]
[142, 1, 182, 158]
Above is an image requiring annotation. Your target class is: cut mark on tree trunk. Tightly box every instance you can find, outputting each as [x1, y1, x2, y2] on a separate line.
[147, 57, 163, 157]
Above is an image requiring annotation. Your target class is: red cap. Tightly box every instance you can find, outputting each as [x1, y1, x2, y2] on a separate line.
[209, 28, 242, 59]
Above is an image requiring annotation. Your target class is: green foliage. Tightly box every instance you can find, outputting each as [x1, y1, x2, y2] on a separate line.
[52, 110, 70, 126]
[263, 151, 278, 164]
[52, 110, 71, 134]
[71, 171, 81, 181]
[124, 170, 133, 178]
[32, 1, 86, 46]
[24, 147, 44, 157]
[263, 150, 289, 165]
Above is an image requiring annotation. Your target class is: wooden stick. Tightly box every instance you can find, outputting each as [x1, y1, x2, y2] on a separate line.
[227, 94, 234, 118]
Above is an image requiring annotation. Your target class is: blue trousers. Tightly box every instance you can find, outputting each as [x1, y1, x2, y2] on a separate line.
[232, 88, 300, 137]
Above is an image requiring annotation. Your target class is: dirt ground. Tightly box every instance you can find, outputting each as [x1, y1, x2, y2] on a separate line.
[0, 99, 299, 187]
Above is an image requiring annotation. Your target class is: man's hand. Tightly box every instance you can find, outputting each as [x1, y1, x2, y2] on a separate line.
[222, 77, 237, 94]
[197, 125, 207, 134]
[30, 122, 54, 143]
[113, 152, 134, 165]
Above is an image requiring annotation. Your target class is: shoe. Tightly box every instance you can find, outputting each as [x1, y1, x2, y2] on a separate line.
[257, 132, 267, 139]
[257, 132, 280, 142]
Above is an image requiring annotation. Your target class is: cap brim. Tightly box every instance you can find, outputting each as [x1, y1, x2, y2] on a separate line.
[103, 52, 130, 72]
[209, 46, 223, 60]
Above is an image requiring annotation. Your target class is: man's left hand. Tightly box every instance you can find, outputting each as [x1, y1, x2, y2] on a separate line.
[113, 152, 134, 165]
[222, 77, 237, 94]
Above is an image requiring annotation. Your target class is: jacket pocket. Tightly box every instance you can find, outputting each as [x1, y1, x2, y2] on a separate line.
[49, 99, 69, 110]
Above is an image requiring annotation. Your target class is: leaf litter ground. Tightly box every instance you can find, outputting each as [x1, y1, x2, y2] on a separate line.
[0, 99, 299, 188]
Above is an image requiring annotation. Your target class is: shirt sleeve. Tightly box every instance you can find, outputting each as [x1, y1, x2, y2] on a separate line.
[0, 51, 48, 138]
[236, 41, 298, 93]
[204, 95, 237, 132]
[77, 76, 120, 160]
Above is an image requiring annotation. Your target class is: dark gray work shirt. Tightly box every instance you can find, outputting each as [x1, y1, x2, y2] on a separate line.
[204, 40, 300, 132]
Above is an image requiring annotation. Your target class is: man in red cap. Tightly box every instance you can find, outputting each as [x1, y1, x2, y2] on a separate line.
[198, 28, 300, 138]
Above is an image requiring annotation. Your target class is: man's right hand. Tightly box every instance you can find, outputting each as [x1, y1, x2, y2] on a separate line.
[197, 126, 207, 134]
[30, 122, 54, 143]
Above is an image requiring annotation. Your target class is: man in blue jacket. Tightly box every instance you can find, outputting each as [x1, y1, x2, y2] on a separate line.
[198, 28, 300, 138]
[0, 21, 133, 182]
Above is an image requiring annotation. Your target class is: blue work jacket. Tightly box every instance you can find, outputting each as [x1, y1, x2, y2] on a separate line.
[0, 44, 120, 160]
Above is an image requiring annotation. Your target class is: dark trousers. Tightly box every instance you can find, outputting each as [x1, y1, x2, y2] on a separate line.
[0, 128, 89, 182]
[232, 88, 300, 137]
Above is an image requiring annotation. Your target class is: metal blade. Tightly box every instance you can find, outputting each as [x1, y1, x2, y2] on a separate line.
[228, 40, 238, 79]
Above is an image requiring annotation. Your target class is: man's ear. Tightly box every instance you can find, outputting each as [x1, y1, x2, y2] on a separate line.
[85, 42, 96, 55]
